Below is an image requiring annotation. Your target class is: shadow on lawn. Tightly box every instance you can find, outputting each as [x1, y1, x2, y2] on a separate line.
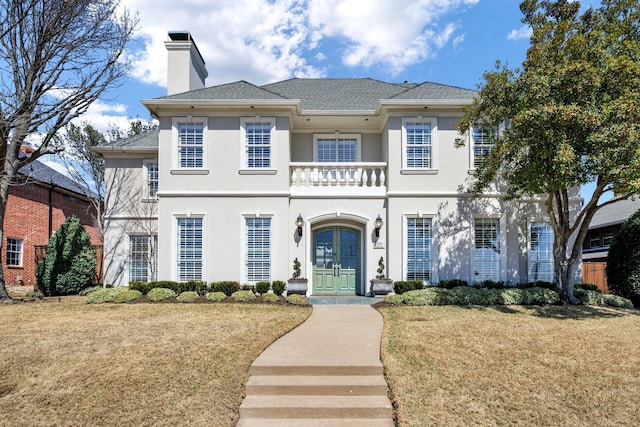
[481, 304, 639, 320]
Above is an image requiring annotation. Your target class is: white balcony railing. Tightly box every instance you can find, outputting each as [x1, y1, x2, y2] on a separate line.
[290, 162, 387, 188]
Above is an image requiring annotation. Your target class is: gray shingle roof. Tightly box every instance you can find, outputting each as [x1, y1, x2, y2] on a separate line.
[20, 159, 99, 200]
[590, 197, 640, 228]
[389, 81, 477, 100]
[107, 128, 160, 148]
[161, 81, 288, 101]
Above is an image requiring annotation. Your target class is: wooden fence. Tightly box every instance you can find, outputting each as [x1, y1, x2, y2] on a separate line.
[35, 245, 104, 285]
[582, 261, 609, 294]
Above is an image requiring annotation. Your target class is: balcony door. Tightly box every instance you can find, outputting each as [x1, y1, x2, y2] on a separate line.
[314, 135, 360, 182]
[313, 227, 360, 295]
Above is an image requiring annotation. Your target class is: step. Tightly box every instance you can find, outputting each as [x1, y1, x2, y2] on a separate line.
[239, 395, 393, 419]
[246, 375, 388, 396]
[237, 418, 395, 427]
[250, 364, 383, 377]
[306, 296, 378, 305]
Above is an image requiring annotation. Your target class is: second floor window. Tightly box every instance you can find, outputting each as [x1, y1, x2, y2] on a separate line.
[145, 162, 158, 198]
[177, 122, 204, 168]
[403, 117, 436, 169]
[472, 123, 496, 168]
[242, 118, 273, 168]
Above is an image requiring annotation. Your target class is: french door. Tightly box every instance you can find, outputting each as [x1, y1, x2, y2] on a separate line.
[313, 227, 360, 295]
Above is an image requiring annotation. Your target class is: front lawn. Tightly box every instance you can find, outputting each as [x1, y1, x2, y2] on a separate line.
[379, 305, 640, 426]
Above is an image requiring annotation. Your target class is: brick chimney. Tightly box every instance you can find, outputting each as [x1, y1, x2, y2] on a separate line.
[164, 31, 208, 96]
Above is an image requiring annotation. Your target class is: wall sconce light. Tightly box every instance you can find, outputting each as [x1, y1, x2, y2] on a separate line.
[296, 214, 304, 237]
[374, 214, 383, 238]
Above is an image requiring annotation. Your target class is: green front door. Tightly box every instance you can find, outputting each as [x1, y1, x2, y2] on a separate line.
[313, 227, 360, 295]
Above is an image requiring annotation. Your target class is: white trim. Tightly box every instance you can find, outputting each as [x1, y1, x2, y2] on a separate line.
[401, 116, 438, 171]
[240, 116, 275, 171]
[172, 116, 208, 171]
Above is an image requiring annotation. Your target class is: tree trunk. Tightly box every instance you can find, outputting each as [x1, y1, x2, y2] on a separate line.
[0, 175, 14, 303]
[554, 239, 581, 305]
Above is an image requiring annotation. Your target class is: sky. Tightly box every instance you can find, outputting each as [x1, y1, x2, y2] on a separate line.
[72, 0, 601, 197]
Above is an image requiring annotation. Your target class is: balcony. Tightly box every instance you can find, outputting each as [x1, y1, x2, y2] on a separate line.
[290, 162, 387, 196]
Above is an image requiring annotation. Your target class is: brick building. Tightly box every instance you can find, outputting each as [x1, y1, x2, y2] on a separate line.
[3, 156, 101, 287]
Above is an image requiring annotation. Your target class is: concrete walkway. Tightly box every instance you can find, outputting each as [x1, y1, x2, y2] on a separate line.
[237, 305, 394, 426]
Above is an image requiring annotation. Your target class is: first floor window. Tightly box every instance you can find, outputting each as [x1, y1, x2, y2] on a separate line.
[6, 238, 22, 267]
[407, 218, 432, 282]
[177, 218, 203, 281]
[474, 218, 500, 282]
[129, 235, 157, 282]
[246, 217, 271, 283]
[529, 222, 554, 282]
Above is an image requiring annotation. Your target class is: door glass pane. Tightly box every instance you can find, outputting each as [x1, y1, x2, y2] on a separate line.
[314, 229, 333, 268]
[339, 230, 358, 269]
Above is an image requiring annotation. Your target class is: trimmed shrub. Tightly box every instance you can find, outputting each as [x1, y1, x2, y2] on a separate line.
[36, 215, 96, 296]
[287, 294, 308, 305]
[147, 287, 176, 302]
[448, 286, 485, 305]
[255, 281, 270, 294]
[439, 279, 468, 289]
[521, 287, 560, 305]
[25, 290, 44, 299]
[205, 291, 227, 302]
[272, 280, 286, 296]
[603, 294, 634, 309]
[177, 291, 199, 303]
[113, 289, 143, 303]
[606, 208, 640, 307]
[383, 294, 405, 305]
[231, 290, 256, 302]
[262, 293, 280, 303]
[80, 286, 104, 296]
[403, 288, 452, 306]
[484, 288, 504, 305]
[575, 289, 605, 306]
[478, 280, 506, 289]
[241, 284, 256, 292]
[393, 280, 424, 295]
[211, 281, 240, 296]
[575, 283, 600, 292]
[500, 288, 525, 305]
[86, 288, 121, 304]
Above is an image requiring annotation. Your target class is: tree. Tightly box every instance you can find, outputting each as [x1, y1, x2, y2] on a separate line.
[456, 0, 640, 303]
[606, 208, 640, 307]
[0, 0, 137, 302]
[59, 119, 156, 243]
[36, 215, 97, 296]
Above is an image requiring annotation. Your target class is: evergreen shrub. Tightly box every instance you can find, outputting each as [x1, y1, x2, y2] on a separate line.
[255, 281, 270, 294]
[147, 287, 176, 302]
[231, 290, 256, 302]
[112, 289, 142, 303]
[176, 291, 199, 303]
[286, 294, 307, 305]
[272, 280, 286, 296]
[211, 281, 240, 296]
[606, 208, 640, 307]
[205, 291, 227, 302]
[262, 293, 280, 303]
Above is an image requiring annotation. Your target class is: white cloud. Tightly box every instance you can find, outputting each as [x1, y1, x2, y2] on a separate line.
[507, 25, 532, 40]
[121, 0, 480, 86]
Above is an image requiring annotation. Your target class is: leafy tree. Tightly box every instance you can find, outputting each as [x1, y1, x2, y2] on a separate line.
[0, 0, 136, 302]
[37, 216, 97, 296]
[606, 208, 640, 307]
[456, 0, 640, 303]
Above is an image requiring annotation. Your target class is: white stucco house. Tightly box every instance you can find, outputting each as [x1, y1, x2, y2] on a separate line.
[96, 32, 573, 295]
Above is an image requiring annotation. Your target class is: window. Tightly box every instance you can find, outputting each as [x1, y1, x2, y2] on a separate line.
[177, 217, 203, 281]
[529, 222, 554, 282]
[246, 217, 271, 283]
[407, 218, 432, 282]
[314, 134, 359, 162]
[472, 123, 496, 168]
[242, 118, 273, 168]
[145, 161, 158, 198]
[474, 218, 500, 282]
[6, 238, 22, 267]
[403, 117, 436, 169]
[176, 120, 205, 169]
[129, 235, 158, 282]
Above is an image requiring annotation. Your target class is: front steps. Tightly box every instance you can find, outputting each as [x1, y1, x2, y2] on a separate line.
[237, 365, 393, 426]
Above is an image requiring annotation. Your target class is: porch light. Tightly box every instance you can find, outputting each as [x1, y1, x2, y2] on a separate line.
[296, 214, 304, 237]
[374, 214, 383, 237]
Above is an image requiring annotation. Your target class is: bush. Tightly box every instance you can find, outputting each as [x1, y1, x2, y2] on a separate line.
[113, 289, 143, 303]
[272, 280, 286, 296]
[147, 287, 176, 302]
[500, 288, 524, 305]
[241, 284, 256, 292]
[255, 281, 270, 294]
[176, 291, 199, 303]
[79, 286, 103, 296]
[262, 293, 280, 303]
[393, 280, 424, 295]
[574, 289, 605, 306]
[439, 279, 468, 289]
[36, 215, 96, 296]
[477, 280, 505, 289]
[403, 288, 452, 306]
[287, 294, 308, 305]
[86, 288, 121, 304]
[383, 294, 405, 305]
[606, 208, 640, 307]
[521, 288, 560, 305]
[205, 291, 227, 302]
[575, 283, 600, 292]
[603, 294, 634, 309]
[448, 286, 485, 305]
[25, 290, 44, 299]
[211, 281, 240, 296]
[231, 290, 256, 302]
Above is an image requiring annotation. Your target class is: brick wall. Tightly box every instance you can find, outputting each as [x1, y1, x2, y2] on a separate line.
[3, 182, 101, 287]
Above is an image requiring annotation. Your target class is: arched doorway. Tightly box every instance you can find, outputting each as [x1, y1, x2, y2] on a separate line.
[312, 226, 361, 295]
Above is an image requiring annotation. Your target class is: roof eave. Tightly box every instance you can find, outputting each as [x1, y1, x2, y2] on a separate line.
[141, 98, 302, 116]
[93, 146, 158, 155]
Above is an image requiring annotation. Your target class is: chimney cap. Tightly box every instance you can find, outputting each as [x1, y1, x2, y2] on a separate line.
[168, 31, 191, 41]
